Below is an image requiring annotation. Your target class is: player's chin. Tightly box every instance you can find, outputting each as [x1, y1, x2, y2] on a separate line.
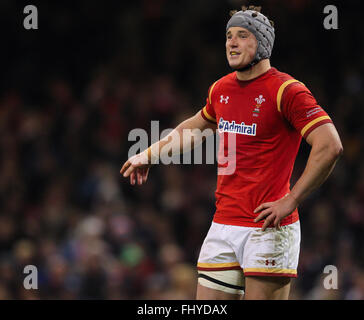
[228, 59, 246, 71]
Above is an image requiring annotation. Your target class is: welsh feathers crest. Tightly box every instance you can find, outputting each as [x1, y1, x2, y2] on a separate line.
[255, 95, 265, 105]
[253, 95, 265, 117]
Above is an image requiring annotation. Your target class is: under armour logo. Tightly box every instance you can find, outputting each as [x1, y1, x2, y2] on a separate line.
[265, 260, 276, 266]
[220, 95, 229, 104]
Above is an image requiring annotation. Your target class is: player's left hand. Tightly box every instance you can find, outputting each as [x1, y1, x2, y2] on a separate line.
[253, 193, 299, 231]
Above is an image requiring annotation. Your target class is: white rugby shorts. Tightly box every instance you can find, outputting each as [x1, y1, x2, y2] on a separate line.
[197, 220, 301, 278]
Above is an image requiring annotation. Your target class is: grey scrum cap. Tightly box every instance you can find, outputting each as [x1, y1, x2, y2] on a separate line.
[226, 10, 275, 63]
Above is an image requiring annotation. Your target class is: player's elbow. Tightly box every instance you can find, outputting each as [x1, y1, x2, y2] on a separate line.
[314, 139, 343, 163]
[336, 142, 344, 157]
[328, 140, 343, 161]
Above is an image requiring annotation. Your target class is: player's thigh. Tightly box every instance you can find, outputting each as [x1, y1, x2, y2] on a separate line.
[196, 283, 243, 300]
[244, 276, 291, 300]
[196, 269, 245, 300]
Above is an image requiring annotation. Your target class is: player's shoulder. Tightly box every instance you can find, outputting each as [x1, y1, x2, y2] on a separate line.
[269, 67, 296, 84]
[270, 67, 309, 94]
[208, 72, 236, 91]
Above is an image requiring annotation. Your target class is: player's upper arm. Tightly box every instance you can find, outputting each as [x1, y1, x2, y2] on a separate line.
[198, 81, 218, 129]
[190, 110, 217, 131]
[305, 122, 343, 157]
[281, 82, 333, 139]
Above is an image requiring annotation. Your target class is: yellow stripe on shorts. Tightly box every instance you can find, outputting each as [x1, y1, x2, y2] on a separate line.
[244, 268, 297, 274]
[198, 262, 241, 268]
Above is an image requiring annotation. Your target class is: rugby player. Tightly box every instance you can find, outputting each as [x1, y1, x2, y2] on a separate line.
[120, 5, 343, 300]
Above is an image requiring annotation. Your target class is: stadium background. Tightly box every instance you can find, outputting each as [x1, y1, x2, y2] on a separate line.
[0, 0, 363, 299]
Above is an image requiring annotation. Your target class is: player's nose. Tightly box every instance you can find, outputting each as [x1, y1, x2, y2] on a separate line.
[228, 36, 238, 48]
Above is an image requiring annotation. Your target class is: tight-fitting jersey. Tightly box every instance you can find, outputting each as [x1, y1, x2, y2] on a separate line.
[200, 67, 332, 227]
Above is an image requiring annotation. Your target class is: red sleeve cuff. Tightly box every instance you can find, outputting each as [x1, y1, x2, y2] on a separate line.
[201, 106, 216, 124]
[302, 118, 333, 139]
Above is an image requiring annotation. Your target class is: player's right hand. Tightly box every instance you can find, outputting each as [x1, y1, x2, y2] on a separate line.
[120, 152, 151, 186]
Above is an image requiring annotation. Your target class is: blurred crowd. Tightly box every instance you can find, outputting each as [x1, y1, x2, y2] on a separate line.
[0, 0, 363, 299]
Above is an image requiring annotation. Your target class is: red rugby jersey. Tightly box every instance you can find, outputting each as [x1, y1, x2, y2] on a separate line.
[200, 67, 332, 227]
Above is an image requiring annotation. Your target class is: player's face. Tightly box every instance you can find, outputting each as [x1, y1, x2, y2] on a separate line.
[226, 27, 257, 70]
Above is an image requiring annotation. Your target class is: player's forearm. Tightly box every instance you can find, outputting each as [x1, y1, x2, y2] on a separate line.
[290, 143, 342, 204]
[147, 123, 188, 163]
[145, 113, 213, 163]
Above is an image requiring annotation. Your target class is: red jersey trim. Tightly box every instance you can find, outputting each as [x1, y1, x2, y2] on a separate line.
[208, 81, 219, 105]
[244, 268, 297, 278]
[213, 212, 299, 228]
[244, 267, 296, 274]
[197, 262, 242, 271]
[244, 271, 297, 278]
[197, 266, 242, 271]
[277, 79, 303, 112]
[201, 105, 216, 123]
[301, 116, 332, 139]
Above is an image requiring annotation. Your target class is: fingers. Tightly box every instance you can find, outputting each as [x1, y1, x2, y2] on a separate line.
[254, 207, 272, 222]
[142, 167, 149, 183]
[273, 216, 281, 230]
[120, 155, 141, 178]
[261, 214, 275, 231]
[130, 171, 136, 185]
[120, 160, 131, 176]
[136, 170, 143, 185]
[130, 168, 149, 186]
[121, 158, 150, 186]
[254, 202, 279, 231]
[255, 199, 288, 231]
[255, 210, 281, 231]
[254, 207, 274, 231]
[254, 202, 274, 214]
[124, 164, 136, 178]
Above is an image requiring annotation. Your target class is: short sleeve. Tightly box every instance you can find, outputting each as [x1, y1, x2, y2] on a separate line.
[200, 82, 217, 124]
[281, 82, 333, 139]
